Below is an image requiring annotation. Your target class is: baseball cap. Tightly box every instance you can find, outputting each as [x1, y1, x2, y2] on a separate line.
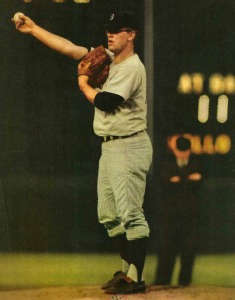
[104, 11, 140, 33]
[176, 137, 191, 151]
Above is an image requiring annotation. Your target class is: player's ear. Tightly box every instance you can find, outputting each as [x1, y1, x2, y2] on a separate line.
[128, 31, 136, 41]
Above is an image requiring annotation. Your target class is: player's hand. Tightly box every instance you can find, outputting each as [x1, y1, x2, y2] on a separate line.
[11, 12, 35, 34]
[188, 173, 202, 181]
[169, 176, 181, 183]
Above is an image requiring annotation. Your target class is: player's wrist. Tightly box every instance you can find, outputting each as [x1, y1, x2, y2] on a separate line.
[78, 75, 89, 90]
[30, 24, 41, 36]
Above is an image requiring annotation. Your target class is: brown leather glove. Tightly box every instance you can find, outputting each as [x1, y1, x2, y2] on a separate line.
[78, 45, 111, 88]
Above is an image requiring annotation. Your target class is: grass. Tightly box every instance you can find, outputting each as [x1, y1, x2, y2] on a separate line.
[0, 253, 234, 289]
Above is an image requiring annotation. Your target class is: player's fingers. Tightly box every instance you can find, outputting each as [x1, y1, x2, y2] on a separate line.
[16, 23, 22, 29]
[18, 14, 27, 22]
[12, 12, 25, 24]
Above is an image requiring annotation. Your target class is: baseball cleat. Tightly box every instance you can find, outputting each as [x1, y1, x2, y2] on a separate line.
[104, 275, 146, 294]
[101, 271, 126, 289]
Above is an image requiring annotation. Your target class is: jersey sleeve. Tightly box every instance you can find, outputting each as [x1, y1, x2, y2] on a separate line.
[102, 62, 141, 101]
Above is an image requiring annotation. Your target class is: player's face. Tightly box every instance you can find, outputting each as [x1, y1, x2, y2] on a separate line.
[106, 28, 134, 54]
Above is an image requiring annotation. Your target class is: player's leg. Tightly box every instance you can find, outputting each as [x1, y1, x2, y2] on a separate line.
[101, 233, 131, 289]
[154, 236, 177, 285]
[105, 131, 153, 294]
[154, 204, 178, 285]
[97, 150, 126, 237]
[178, 212, 197, 286]
[97, 147, 130, 288]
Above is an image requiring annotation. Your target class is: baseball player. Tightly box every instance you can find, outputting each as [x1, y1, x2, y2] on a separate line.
[12, 10, 153, 294]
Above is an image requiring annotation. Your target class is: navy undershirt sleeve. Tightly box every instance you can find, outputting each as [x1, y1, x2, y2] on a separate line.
[94, 92, 124, 113]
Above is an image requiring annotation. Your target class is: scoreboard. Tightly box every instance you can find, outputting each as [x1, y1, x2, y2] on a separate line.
[153, 0, 235, 187]
[176, 72, 234, 155]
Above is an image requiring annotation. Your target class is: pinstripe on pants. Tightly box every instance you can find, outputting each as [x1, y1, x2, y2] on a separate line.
[97, 130, 153, 240]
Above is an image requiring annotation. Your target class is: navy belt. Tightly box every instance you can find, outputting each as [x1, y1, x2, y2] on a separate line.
[102, 131, 144, 142]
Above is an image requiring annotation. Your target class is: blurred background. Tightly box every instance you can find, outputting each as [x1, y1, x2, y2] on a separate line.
[0, 0, 234, 262]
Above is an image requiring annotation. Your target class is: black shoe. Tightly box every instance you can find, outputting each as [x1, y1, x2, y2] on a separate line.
[105, 276, 146, 294]
[101, 271, 126, 289]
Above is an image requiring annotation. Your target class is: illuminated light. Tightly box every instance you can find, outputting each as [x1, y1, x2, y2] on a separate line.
[167, 134, 180, 151]
[198, 95, 209, 123]
[73, 0, 90, 3]
[52, 0, 66, 2]
[224, 74, 235, 94]
[209, 73, 224, 94]
[189, 135, 202, 154]
[167, 134, 231, 155]
[214, 134, 231, 154]
[177, 73, 192, 94]
[192, 73, 204, 94]
[23, 0, 32, 2]
[217, 95, 228, 123]
[178, 73, 235, 94]
[202, 135, 215, 154]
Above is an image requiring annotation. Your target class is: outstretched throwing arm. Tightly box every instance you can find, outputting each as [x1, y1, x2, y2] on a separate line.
[12, 12, 88, 60]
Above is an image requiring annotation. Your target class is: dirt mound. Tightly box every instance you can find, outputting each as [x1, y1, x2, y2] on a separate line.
[0, 285, 234, 300]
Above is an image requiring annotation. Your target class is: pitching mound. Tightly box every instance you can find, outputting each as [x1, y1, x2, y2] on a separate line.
[0, 285, 234, 300]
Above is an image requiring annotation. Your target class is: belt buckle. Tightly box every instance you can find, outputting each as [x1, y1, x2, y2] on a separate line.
[103, 135, 123, 142]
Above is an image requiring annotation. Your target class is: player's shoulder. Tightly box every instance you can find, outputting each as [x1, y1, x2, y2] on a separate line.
[119, 54, 144, 70]
[129, 55, 145, 73]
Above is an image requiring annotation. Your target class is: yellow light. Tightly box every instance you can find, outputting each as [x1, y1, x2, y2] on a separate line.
[73, 0, 90, 3]
[214, 135, 231, 154]
[224, 74, 235, 94]
[52, 0, 66, 2]
[202, 135, 215, 154]
[192, 73, 204, 94]
[217, 95, 229, 123]
[198, 95, 210, 123]
[23, 0, 32, 3]
[190, 135, 202, 154]
[209, 73, 224, 94]
[167, 134, 231, 155]
[167, 134, 180, 152]
[177, 73, 192, 94]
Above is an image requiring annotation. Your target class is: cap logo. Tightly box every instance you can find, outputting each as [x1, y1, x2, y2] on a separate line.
[110, 14, 114, 21]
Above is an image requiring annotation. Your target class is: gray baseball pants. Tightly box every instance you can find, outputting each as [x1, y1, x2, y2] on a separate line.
[97, 130, 153, 240]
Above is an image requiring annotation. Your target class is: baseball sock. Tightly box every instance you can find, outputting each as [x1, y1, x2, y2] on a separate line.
[113, 233, 130, 273]
[127, 238, 148, 283]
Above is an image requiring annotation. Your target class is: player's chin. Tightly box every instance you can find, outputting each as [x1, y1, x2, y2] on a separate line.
[108, 44, 115, 51]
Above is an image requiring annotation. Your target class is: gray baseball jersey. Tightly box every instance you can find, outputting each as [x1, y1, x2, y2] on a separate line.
[93, 54, 147, 137]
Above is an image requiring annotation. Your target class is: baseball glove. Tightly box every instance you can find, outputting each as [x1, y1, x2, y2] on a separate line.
[78, 45, 112, 88]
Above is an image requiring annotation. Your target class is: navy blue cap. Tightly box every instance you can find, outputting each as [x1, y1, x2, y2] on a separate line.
[104, 11, 139, 32]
